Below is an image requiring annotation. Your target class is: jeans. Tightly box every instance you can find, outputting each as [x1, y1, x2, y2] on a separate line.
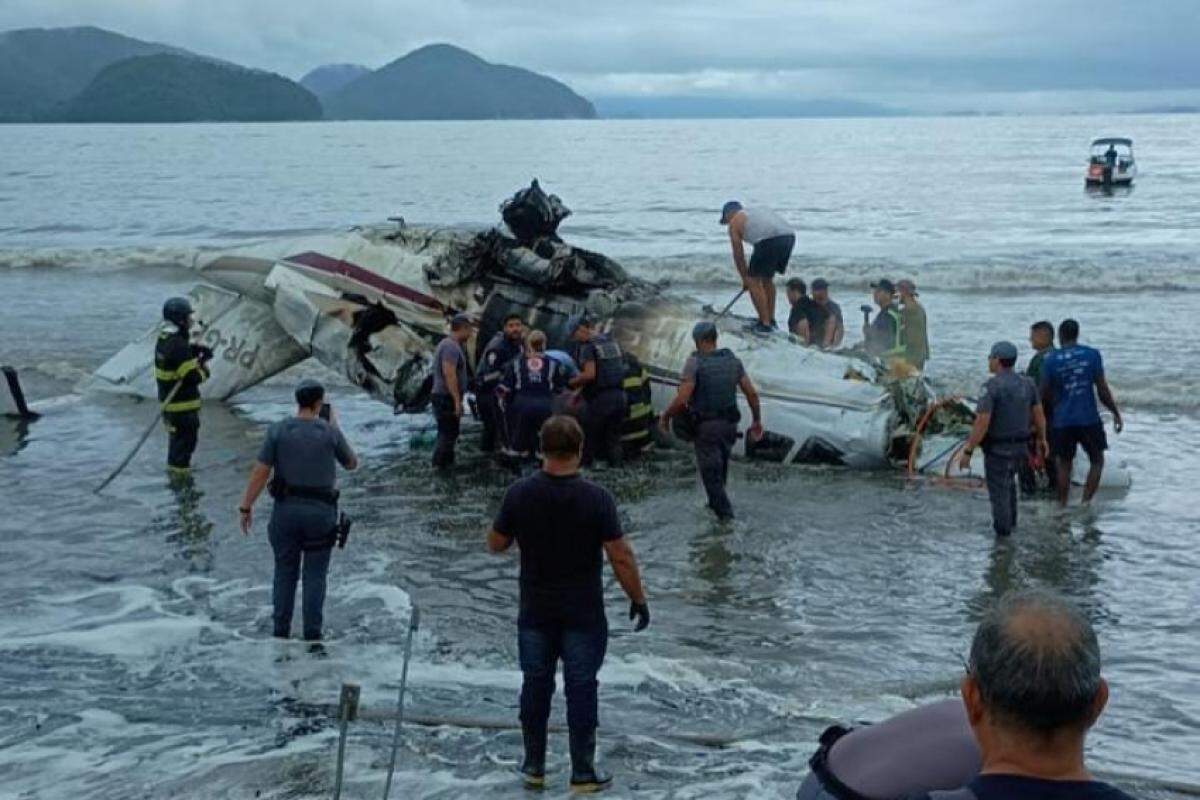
[518, 619, 608, 735]
[984, 450, 1020, 537]
[695, 418, 737, 518]
[581, 389, 627, 468]
[431, 394, 460, 468]
[269, 501, 335, 640]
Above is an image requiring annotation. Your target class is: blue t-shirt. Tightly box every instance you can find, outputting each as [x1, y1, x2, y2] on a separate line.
[1040, 344, 1104, 429]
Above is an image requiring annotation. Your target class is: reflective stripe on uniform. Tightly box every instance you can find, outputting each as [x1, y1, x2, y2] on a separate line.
[155, 358, 204, 382]
[628, 402, 652, 420]
[622, 371, 648, 390]
[163, 399, 202, 413]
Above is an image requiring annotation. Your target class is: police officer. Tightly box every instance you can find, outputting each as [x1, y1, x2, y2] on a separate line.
[567, 314, 628, 468]
[476, 313, 525, 453]
[501, 330, 569, 460]
[659, 321, 763, 521]
[238, 378, 358, 641]
[155, 297, 213, 478]
[862, 279, 905, 363]
[958, 341, 1049, 537]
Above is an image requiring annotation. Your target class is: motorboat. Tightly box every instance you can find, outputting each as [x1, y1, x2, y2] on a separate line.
[1086, 137, 1135, 186]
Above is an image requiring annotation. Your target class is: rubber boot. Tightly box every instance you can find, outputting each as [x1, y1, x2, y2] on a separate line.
[519, 725, 547, 790]
[568, 728, 611, 793]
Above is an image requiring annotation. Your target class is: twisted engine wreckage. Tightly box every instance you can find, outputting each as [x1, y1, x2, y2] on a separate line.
[77, 182, 1127, 486]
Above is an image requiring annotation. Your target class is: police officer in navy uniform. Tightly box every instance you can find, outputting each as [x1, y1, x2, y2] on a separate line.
[155, 297, 212, 479]
[476, 313, 525, 453]
[567, 314, 628, 468]
[501, 330, 569, 460]
[959, 341, 1049, 537]
[660, 321, 763, 521]
[238, 378, 358, 641]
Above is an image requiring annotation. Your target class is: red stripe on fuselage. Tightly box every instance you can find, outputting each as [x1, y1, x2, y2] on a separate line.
[284, 251, 445, 311]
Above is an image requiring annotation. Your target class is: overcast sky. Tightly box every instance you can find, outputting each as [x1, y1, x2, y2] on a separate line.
[3, 0, 1198, 112]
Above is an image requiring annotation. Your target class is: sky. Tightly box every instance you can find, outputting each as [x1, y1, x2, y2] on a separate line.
[2, 0, 1198, 113]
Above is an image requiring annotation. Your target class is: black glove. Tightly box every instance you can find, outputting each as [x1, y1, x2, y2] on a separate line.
[191, 344, 215, 364]
[629, 601, 650, 632]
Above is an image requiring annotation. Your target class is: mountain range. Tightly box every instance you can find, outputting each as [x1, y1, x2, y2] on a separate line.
[0, 26, 597, 122]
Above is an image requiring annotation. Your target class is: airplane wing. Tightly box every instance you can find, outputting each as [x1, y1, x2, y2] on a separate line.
[87, 283, 309, 400]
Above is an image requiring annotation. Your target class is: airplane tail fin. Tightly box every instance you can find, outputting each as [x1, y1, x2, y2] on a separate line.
[1, 366, 37, 419]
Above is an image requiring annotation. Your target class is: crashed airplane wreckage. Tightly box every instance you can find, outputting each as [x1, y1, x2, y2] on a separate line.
[81, 182, 1125, 485]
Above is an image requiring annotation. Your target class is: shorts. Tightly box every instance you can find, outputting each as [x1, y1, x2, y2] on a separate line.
[1051, 422, 1107, 461]
[748, 234, 794, 278]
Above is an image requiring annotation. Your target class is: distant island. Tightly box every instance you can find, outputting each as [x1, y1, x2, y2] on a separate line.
[299, 63, 371, 102]
[322, 44, 596, 120]
[55, 53, 322, 122]
[0, 26, 597, 123]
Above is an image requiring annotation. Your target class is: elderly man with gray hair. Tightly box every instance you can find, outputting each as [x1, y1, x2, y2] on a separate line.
[797, 590, 1135, 800]
[909, 589, 1135, 800]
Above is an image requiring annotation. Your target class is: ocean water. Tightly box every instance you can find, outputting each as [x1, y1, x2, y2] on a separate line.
[0, 116, 1197, 798]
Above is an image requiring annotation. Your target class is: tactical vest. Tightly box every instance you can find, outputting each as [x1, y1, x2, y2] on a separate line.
[512, 354, 557, 398]
[591, 335, 625, 392]
[689, 348, 741, 420]
[868, 306, 905, 358]
[154, 326, 207, 414]
[478, 333, 522, 391]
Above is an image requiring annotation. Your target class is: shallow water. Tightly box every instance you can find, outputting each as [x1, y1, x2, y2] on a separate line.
[0, 117, 1197, 798]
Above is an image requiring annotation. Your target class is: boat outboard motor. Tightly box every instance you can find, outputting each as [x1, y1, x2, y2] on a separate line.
[163, 297, 194, 331]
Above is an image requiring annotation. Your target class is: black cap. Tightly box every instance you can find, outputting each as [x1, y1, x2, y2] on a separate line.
[812, 278, 829, 290]
[871, 279, 896, 293]
[720, 200, 743, 224]
[692, 320, 717, 342]
[785, 277, 806, 291]
[449, 313, 474, 330]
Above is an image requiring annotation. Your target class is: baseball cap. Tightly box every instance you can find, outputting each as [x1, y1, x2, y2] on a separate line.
[692, 320, 718, 341]
[897, 279, 918, 295]
[719, 200, 743, 224]
[870, 279, 897, 294]
[812, 278, 829, 290]
[785, 277, 806, 291]
[989, 341, 1018, 360]
[449, 312, 475, 329]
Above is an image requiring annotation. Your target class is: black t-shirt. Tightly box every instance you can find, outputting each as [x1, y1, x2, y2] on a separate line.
[493, 471, 623, 626]
[788, 296, 816, 335]
[910, 774, 1138, 800]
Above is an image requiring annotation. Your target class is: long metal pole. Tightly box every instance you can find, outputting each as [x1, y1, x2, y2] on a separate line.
[713, 288, 746, 320]
[382, 603, 420, 800]
[93, 379, 185, 494]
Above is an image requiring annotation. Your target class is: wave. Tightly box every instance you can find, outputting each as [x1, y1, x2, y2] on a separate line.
[2, 232, 1197, 294]
[626, 252, 1200, 293]
[0, 245, 199, 272]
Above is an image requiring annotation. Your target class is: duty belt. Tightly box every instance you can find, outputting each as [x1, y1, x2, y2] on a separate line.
[270, 476, 339, 506]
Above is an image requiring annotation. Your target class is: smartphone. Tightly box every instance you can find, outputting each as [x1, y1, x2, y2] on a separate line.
[319, 403, 331, 421]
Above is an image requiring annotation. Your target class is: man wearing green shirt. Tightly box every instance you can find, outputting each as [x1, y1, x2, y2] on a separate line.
[897, 279, 929, 370]
[1020, 320, 1057, 495]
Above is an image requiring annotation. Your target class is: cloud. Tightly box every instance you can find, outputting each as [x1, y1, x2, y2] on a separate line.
[1, 0, 1197, 110]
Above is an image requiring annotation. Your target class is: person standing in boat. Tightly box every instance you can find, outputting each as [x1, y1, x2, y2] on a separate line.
[720, 201, 795, 334]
